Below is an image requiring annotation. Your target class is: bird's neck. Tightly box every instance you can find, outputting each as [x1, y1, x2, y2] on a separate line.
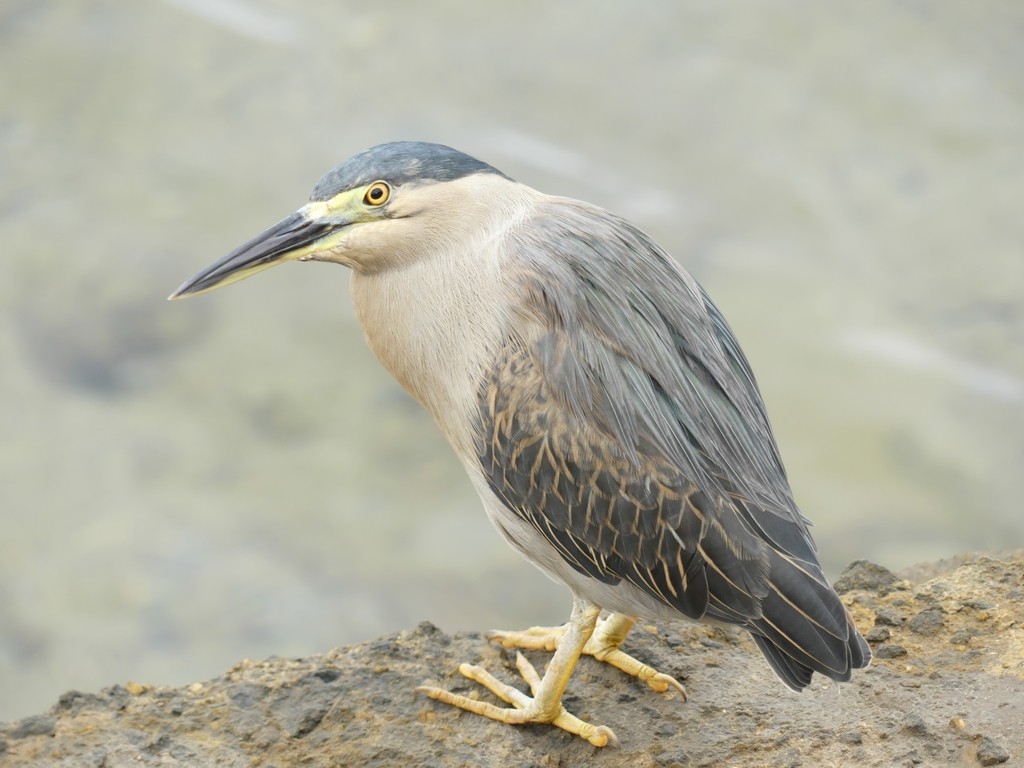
[349, 240, 509, 459]
[349, 177, 540, 458]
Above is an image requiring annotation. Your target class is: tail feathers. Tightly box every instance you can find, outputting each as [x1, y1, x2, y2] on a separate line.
[847, 622, 871, 669]
[746, 552, 871, 690]
[749, 633, 813, 691]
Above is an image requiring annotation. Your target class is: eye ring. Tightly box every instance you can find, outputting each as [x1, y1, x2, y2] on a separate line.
[363, 181, 391, 206]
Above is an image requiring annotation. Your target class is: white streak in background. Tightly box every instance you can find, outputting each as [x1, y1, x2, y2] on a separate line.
[161, 0, 301, 44]
[480, 130, 679, 221]
[843, 329, 1024, 404]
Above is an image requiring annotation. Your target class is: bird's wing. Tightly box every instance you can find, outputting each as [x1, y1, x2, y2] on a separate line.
[475, 199, 860, 681]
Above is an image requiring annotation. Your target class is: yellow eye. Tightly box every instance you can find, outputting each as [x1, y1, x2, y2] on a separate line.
[363, 181, 390, 206]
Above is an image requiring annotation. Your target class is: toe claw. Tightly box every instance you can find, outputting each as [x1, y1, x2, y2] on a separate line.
[648, 671, 687, 700]
[589, 724, 618, 748]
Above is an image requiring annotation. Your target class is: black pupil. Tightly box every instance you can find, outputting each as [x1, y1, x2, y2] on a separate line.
[370, 187, 383, 200]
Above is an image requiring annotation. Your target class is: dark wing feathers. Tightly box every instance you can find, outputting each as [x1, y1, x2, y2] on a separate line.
[476, 200, 869, 689]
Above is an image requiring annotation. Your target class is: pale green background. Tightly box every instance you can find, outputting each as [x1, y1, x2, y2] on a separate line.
[1, 1, 1021, 721]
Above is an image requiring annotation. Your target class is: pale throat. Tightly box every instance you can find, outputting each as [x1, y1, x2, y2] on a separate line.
[349, 244, 508, 457]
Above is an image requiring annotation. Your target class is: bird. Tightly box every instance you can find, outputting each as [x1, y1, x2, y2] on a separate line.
[170, 141, 870, 747]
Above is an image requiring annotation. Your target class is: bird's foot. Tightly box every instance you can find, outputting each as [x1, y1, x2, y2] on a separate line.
[488, 613, 686, 699]
[417, 652, 617, 747]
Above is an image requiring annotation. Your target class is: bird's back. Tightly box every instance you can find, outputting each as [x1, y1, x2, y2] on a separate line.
[474, 196, 869, 689]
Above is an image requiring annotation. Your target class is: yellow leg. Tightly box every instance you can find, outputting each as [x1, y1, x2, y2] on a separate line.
[489, 612, 686, 699]
[417, 599, 617, 747]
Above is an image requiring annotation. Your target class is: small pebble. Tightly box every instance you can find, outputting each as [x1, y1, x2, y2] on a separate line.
[875, 644, 907, 659]
[976, 736, 1009, 765]
[950, 629, 977, 646]
[865, 627, 890, 643]
[903, 711, 928, 735]
[874, 608, 903, 627]
[908, 608, 943, 634]
[928, 582, 951, 597]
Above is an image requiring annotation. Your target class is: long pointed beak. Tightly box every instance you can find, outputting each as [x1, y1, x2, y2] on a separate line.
[168, 206, 337, 300]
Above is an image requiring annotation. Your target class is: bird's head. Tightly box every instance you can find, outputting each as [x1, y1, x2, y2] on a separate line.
[169, 141, 512, 299]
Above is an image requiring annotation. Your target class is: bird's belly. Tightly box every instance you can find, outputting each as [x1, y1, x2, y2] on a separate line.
[464, 469, 685, 623]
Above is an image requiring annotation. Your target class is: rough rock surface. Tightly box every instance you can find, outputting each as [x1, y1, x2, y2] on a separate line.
[2, 552, 1021, 767]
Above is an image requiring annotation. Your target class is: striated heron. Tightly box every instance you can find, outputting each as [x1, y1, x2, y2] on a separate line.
[170, 141, 870, 746]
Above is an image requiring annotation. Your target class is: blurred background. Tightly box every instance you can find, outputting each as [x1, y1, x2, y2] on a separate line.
[2, 0, 1022, 722]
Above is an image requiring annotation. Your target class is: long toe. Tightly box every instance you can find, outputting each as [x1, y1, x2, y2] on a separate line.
[486, 625, 567, 652]
[416, 660, 617, 747]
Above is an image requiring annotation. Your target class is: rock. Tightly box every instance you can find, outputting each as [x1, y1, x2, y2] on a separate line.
[976, 736, 1010, 765]
[1, 551, 1022, 767]
[902, 711, 928, 736]
[908, 608, 944, 634]
[873, 607, 904, 626]
[950, 628, 977, 646]
[865, 626, 890, 643]
[833, 560, 899, 594]
[7, 715, 55, 739]
[839, 729, 862, 744]
[875, 644, 908, 659]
